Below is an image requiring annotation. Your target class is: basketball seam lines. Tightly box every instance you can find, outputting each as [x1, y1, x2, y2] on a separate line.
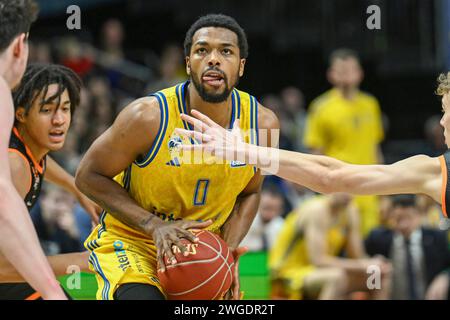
[166, 234, 234, 297]
[212, 244, 233, 300]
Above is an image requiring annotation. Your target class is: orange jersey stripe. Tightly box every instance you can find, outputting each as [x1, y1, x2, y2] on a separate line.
[439, 155, 448, 218]
[12, 127, 44, 174]
[25, 292, 41, 300]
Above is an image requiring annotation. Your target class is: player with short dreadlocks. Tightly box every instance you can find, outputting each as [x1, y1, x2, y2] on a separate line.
[0, 63, 100, 300]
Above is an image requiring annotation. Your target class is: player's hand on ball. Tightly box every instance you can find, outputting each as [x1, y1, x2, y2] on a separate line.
[153, 219, 213, 272]
[224, 246, 248, 300]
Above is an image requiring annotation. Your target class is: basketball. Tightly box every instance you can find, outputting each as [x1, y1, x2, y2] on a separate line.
[157, 230, 235, 300]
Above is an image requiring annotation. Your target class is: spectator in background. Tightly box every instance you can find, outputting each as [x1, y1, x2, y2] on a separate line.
[303, 48, 385, 237]
[379, 195, 394, 228]
[365, 195, 450, 300]
[29, 42, 53, 64]
[280, 86, 307, 152]
[241, 185, 285, 251]
[80, 76, 115, 149]
[58, 37, 94, 78]
[424, 115, 447, 157]
[416, 194, 444, 229]
[269, 193, 391, 300]
[100, 18, 125, 61]
[283, 180, 315, 212]
[145, 44, 186, 94]
[261, 93, 294, 151]
[98, 18, 126, 90]
[31, 185, 82, 255]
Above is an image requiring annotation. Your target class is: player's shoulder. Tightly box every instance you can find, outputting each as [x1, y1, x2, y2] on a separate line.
[308, 90, 335, 113]
[300, 196, 328, 222]
[304, 196, 328, 212]
[8, 149, 30, 176]
[358, 90, 380, 105]
[156, 83, 181, 100]
[256, 102, 280, 130]
[117, 96, 161, 128]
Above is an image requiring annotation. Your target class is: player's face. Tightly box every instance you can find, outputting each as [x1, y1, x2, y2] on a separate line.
[187, 27, 245, 103]
[17, 84, 71, 152]
[328, 57, 363, 91]
[440, 94, 450, 147]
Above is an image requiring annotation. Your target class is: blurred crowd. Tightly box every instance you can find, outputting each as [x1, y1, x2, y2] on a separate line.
[27, 19, 450, 300]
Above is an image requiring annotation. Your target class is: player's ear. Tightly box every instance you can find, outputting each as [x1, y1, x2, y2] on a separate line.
[15, 107, 27, 123]
[239, 59, 246, 77]
[359, 67, 365, 82]
[12, 33, 27, 59]
[185, 56, 191, 76]
[326, 67, 334, 85]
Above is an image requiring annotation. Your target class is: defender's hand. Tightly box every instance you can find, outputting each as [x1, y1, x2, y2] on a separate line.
[176, 110, 245, 161]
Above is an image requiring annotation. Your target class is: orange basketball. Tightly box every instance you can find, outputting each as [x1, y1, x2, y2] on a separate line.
[157, 229, 235, 300]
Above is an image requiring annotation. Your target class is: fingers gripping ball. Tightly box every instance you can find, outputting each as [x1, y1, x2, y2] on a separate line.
[157, 230, 235, 300]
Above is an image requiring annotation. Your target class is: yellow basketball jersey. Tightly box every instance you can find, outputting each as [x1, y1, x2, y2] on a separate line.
[99, 81, 259, 240]
[269, 196, 349, 275]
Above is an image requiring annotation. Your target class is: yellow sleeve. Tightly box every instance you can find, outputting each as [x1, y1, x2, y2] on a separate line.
[303, 103, 326, 150]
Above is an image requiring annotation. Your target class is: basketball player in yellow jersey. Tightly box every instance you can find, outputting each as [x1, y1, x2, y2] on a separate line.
[75, 14, 279, 300]
[269, 193, 391, 300]
[304, 49, 384, 237]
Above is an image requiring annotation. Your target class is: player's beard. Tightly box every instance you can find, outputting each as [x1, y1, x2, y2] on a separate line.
[191, 68, 239, 103]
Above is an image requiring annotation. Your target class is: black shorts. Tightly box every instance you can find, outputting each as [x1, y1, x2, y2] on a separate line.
[0, 283, 72, 300]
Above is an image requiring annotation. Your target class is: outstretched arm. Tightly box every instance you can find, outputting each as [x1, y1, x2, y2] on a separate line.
[257, 149, 441, 202]
[0, 251, 91, 283]
[177, 110, 442, 203]
[0, 77, 66, 299]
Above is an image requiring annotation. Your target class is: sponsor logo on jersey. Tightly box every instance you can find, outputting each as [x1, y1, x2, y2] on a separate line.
[230, 160, 246, 168]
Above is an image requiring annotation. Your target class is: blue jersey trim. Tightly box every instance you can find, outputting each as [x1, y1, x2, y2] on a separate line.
[134, 92, 169, 167]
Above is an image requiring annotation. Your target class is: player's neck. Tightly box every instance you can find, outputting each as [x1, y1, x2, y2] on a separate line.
[327, 199, 343, 217]
[336, 87, 358, 100]
[186, 83, 233, 129]
[16, 125, 48, 163]
[0, 63, 13, 89]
